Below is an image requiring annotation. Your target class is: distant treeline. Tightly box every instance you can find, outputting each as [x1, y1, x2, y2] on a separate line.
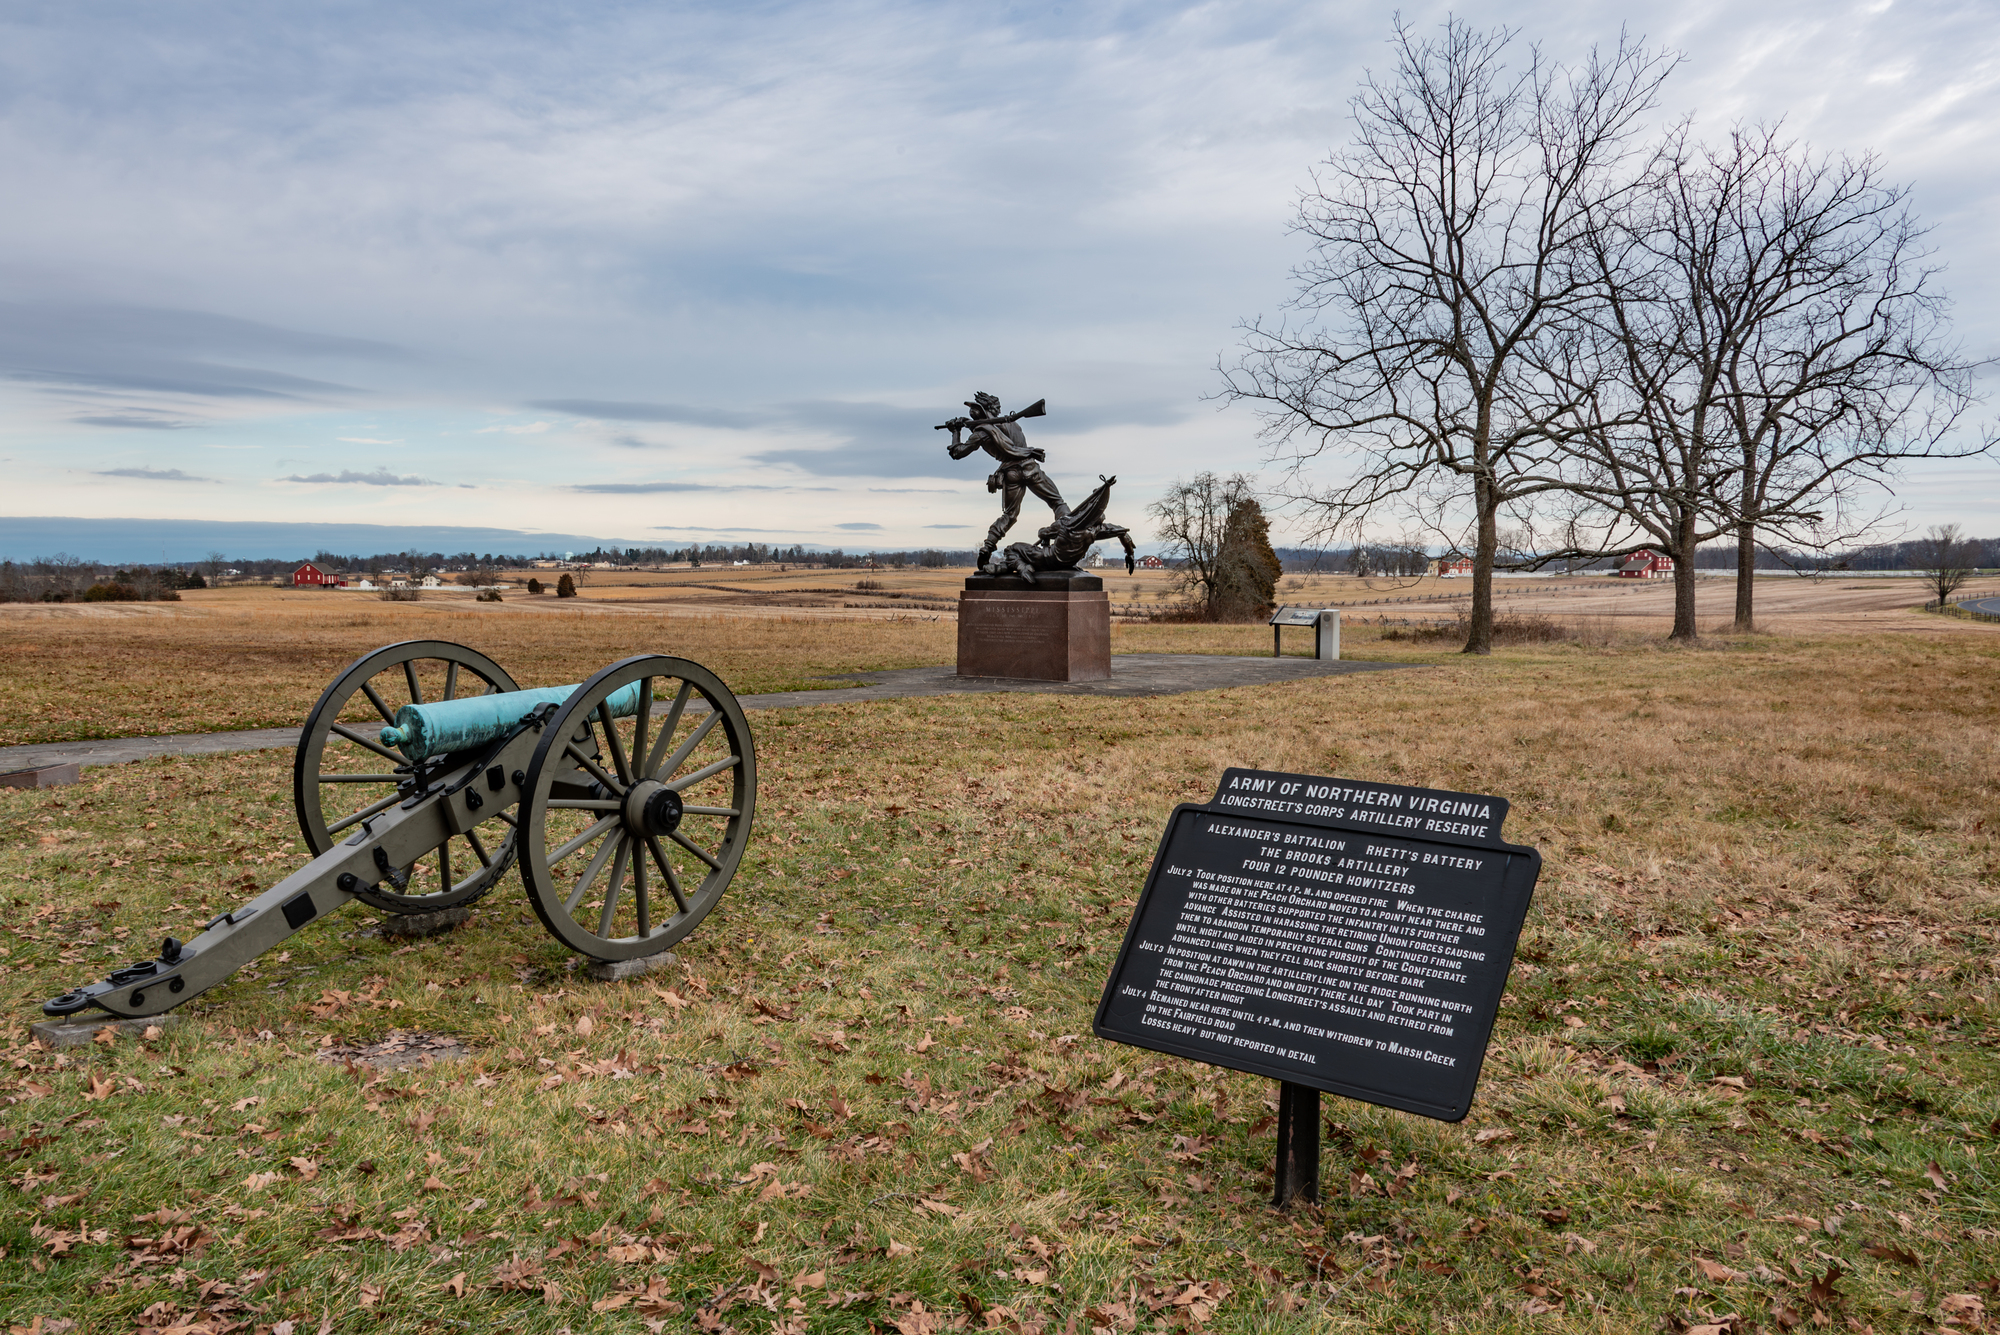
[0, 542, 992, 600]
[1269, 539, 2000, 575]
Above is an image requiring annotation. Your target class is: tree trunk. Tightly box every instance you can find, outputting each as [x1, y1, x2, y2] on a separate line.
[1669, 504, 1701, 642]
[1732, 520, 1756, 631]
[1732, 454, 1757, 632]
[1463, 474, 1496, 655]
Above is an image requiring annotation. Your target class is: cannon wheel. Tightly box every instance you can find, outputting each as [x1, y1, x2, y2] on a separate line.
[518, 655, 756, 961]
[294, 639, 522, 914]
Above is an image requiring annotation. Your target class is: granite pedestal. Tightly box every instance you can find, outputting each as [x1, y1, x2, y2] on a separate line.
[957, 568, 1111, 682]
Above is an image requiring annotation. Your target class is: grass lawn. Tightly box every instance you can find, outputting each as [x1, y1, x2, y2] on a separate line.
[2, 626, 1997, 1333]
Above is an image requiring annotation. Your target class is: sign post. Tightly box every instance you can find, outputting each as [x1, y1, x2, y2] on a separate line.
[1095, 768, 1540, 1206]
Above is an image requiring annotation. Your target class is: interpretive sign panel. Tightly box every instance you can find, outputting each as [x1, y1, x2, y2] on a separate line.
[1268, 605, 1324, 627]
[1094, 767, 1540, 1122]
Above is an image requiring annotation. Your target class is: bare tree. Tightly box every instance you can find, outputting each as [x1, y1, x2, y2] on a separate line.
[1222, 18, 1674, 654]
[1911, 523, 1980, 609]
[1687, 128, 1985, 629]
[1149, 472, 1255, 616]
[1549, 126, 1989, 638]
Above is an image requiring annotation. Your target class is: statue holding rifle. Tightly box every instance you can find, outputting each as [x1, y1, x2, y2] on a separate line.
[937, 392, 1067, 571]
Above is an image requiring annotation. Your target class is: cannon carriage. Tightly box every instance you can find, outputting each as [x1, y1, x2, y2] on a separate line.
[44, 640, 756, 1021]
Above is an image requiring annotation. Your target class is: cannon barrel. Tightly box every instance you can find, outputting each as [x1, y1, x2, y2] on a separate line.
[379, 680, 646, 761]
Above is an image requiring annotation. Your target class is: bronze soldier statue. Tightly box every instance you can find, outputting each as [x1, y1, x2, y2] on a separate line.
[939, 392, 1067, 571]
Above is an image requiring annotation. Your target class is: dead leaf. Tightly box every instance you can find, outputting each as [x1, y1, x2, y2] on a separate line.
[358, 1283, 384, 1308]
[241, 1171, 283, 1192]
[1695, 1257, 1748, 1283]
[81, 1073, 115, 1102]
[490, 1257, 544, 1291]
[289, 1157, 320, 1181]
[887, 1240, 915, 1258]
[1863, 1241, 1920, 1267]
[442, 1273, 467, 1297]
[1472, 1128, 1513, 1143]
[1925, 1161, 1949, 1192]
[576, 1014, 594, 1037]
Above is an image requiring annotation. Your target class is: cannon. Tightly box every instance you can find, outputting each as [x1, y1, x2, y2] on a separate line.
[43, 641, 756, 1020]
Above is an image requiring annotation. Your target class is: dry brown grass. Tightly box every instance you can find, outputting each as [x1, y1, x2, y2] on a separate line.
[0, 598, 955, 745]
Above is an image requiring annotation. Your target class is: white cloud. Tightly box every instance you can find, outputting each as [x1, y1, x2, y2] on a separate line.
[474, 422, 550, 435]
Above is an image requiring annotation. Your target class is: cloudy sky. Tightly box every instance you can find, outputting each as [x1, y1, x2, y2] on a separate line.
[2, 0, 1995, 556]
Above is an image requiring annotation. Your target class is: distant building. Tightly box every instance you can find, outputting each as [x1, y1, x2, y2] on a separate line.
[1137, 555, 1166, 570]
[1618, 550, 1674, 579]
[420, 575, 442, 589]
[1437, 554, 1475, 577]
[292, 562, 339, 588]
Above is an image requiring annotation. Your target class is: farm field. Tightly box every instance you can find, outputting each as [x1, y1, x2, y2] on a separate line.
[3, 571, 1995, 748]
[1, 618, 1996, 1333]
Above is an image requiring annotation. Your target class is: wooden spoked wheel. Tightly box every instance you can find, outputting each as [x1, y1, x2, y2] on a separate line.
[519, 656, 756, 961]
[294, 640, 521, 914]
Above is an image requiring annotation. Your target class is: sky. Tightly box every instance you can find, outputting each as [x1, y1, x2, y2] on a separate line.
[2, 0, 1996, 561]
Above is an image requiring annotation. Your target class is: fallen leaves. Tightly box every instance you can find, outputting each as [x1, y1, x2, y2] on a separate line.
[490, 1256, 544, 1292]
[1940, 1293, 1987, 1327]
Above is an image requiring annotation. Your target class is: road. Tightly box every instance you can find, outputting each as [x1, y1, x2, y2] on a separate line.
[1960, 595, 2000, 617]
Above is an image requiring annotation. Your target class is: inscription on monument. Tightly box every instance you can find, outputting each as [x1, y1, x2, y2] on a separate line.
[1095, 768, 1540, 1121]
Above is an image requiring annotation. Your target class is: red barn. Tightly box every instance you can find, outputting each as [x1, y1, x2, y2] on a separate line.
[293, 562, 335, 587]
[1617, 550, 1673, 579]
[1437, 554, 1475, 577]
[1136, 555, 1166, 570]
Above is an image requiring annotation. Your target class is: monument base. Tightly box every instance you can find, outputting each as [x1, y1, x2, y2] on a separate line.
[957, 569, 1111, 682]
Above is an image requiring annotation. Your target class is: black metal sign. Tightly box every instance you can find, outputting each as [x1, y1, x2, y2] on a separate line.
[1094, 768, 1540, 1123]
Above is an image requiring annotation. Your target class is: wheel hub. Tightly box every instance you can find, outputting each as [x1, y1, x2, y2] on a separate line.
[624, 780, 683, 837]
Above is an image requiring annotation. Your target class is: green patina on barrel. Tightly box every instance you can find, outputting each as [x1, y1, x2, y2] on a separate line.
[379, 681, 646, 761]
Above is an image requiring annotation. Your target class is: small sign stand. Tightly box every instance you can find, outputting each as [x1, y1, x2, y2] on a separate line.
[1272, 1080, 1321, 1208]
[1268, 606, 1339, 660]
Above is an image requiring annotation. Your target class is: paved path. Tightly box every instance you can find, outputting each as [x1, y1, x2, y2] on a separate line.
[0, 653, 1408, 774]
[1960, 595, 2000, 618]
